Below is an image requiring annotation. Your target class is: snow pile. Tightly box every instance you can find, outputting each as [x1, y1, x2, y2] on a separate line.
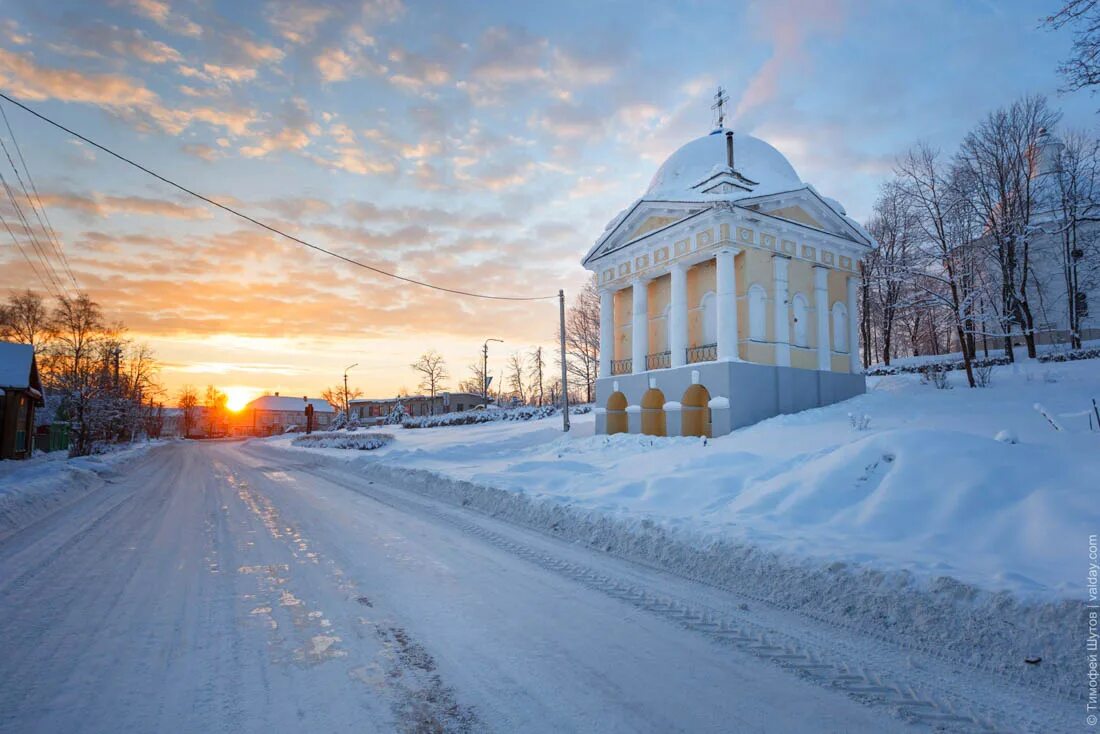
[263, 357, 1098, 696]
[402, 403, 591, 429]
[0, 442, 163, 537]
[291, 432, 393, 450]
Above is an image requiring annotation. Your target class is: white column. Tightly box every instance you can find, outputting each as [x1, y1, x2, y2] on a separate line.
[847, 274, 861, 373]
[773, 255, 790, 367]
[814, 266, 830, 371]
[716, 247, 740, 361]
[599, 288, 614, 378]
[670, 264, 688, 368]
[631, 278, 649, 374]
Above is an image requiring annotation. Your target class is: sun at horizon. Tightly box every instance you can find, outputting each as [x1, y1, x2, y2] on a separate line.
[223, 387, 261, 413]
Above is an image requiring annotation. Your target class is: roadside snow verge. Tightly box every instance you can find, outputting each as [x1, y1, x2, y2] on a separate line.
[0, 442, 163, 538]
[292, 432, 393, 450]
[338, 458, 1079, 700]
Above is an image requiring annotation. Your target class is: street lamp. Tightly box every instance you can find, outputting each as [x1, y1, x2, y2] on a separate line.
[482, 339, 502, 406]
[343, 363, 358, 418]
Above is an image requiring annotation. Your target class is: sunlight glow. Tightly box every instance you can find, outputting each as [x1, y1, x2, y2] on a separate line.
[223, 387, 261, 412]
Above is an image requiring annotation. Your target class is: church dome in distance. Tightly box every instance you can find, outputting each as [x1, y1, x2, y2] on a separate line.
[645, 129, 803, 199]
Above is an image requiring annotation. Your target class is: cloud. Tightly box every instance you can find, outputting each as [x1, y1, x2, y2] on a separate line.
[37, 191, 213, 220]
[265, 2, 334, 44]
[734, 0, 846, 121]
[315, 27, 385, 82]
[70, 23, 182, 65]
[118, 0, 203, 38]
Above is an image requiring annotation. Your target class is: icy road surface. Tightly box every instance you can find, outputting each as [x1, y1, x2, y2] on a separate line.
[0, 441, 1074, 733]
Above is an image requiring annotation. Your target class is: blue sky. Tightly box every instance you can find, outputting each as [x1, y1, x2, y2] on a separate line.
[0, 0, 1094, 402]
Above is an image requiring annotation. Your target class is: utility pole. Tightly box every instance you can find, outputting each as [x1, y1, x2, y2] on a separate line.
[559, 289, 570, 432]
[344, 363, 358, 418]
[482, 338, 502, 406]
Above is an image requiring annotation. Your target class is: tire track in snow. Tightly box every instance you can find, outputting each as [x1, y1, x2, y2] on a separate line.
[222, 462, 478, 733]
[280, 457, 1072, 734]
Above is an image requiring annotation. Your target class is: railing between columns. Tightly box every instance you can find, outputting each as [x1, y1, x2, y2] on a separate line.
[645, 351, 671, 370]
[686, 344, 717, 364]
[610, 358, 632, 376]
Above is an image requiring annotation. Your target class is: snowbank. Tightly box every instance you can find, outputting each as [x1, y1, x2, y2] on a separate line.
[292, 432, 393, 450]
[0, 442, 164, 537]
[261, 357, 1098, 697]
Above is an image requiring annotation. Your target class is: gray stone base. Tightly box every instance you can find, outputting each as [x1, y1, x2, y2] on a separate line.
[597, 360, 865, 437]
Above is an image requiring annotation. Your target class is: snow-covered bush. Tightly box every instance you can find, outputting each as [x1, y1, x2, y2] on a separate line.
[974, 364, 994, 387]
[919, 365, 951, 389]
[1037, 346, 1100, 363]
[848, 412, 871, 431]
[382, 402, 408, 426]
[291, 432, 394, 450]
[867, 354, 1011, 376]
[403, 404, 557, 429]
[329, 412, 363, 431]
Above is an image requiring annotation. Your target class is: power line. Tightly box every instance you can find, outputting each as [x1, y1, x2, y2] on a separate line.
[0, 103, 80, 291]
[0, 166, 65, 297]
[0, 92, 559, 303]
[0, 209, 60, 298]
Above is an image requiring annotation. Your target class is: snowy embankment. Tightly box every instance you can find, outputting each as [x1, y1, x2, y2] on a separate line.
[267, 358, 1098, 697]
[0, 442, 163, 537]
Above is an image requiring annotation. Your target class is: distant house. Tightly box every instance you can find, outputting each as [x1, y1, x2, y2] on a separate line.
[349, 392, 485, 424]
[0, 342, 45, 460]
[233, 393, 335, 435]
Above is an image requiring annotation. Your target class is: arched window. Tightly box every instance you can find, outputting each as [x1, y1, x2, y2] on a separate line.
[700, 292, 717, 344]
[791, 293, 809, 347]
[832, 302, 848, 352]
[748, 284, 767, 341]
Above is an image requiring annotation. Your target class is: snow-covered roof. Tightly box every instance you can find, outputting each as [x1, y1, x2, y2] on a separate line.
[0, 342, 35, 388]
[244, 395, 335, 413]
[646, 129, 802, 199]
[582, 128, 873, 266]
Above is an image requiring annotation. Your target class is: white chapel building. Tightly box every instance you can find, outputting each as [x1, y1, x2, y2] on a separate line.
[585, 112, 874, 437]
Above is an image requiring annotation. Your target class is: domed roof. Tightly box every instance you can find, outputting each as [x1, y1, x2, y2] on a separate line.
[645, 129, 802, 199]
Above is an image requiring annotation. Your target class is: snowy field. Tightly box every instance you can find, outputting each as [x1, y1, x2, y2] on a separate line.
[274, 359, 1097, 600]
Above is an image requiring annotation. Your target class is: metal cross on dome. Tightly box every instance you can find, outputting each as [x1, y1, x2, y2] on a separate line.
[711, 86, 729, 129]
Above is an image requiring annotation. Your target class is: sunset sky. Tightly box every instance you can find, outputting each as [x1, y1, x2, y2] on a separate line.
[0, 0, 1094, 406]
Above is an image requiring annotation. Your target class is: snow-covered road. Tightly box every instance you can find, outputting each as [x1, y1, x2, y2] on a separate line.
[0, 441, 1075, 733]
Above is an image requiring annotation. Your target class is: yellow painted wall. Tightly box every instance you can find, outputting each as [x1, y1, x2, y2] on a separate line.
[767, 205, 825, 229]
[791, 347, 817, 370]
[743, 341, 775, 365]
[831, 353, 850, 373]
[686, 260, 716, 348]
[628, 215, 679, 241]
[741, 248, 775, 342]
[827, 269, 849, 367]
[614, 286, 632, 361]
[787, 259, 816, 348]
[647, 275, 671, 353]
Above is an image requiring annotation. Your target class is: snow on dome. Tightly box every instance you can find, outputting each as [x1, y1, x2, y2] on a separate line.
[645, 129, 802, 199]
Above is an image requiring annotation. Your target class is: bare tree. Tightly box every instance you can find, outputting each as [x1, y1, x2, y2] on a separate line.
[956, 95, 1060, 359]
[0, 290, 54, 355]
[410, 350, 448, 413]
[558, 277, 600, 403]
[895, 144, 979, 387]
[458, 361, 487, 396]
[864, 181, 918, 365]
[1035, 129, 1100, 348]
[178, 385, 200, 438]
[1047, 1, 1100, 92]
[506, 351, 527, 404]
[49, 294, 107, 455]
[528, 346, 545, 406]
[322, 383, 363, 414]
[204, 385, 227, 436]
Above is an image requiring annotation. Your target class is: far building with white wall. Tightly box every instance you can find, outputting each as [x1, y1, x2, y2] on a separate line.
[585, 106, 874, 438]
